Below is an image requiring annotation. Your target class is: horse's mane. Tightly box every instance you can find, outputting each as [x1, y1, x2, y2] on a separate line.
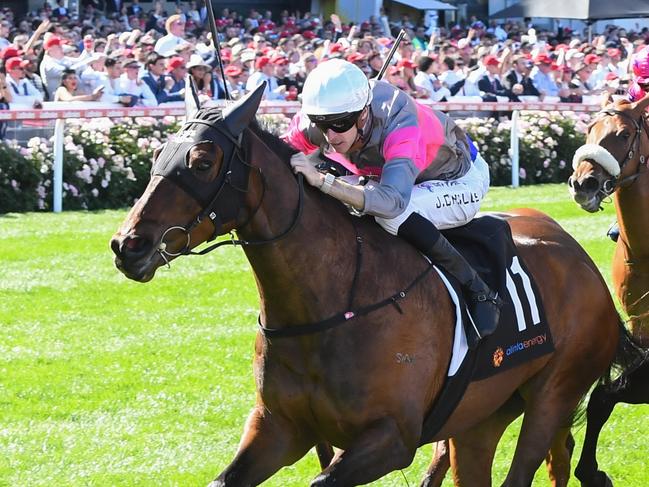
[249, 118, 300, 163]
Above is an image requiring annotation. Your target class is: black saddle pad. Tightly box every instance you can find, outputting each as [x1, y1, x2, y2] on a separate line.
[419, 214, 554, 444]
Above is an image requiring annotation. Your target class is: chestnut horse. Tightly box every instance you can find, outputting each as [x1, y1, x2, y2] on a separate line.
[569, 95, 649, 487]
[112, 85, 625, 486]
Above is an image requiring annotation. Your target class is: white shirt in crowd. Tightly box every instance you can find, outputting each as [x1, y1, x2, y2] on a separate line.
[97, 74, 123, 104]
[246, 71, 285, 100]
[118, 74, 157, 106]
[154, 34, 184, 57]
[6, 73, 43, 107]
[440, 69, 465, 88]
[413, 71, 451, 101]
[79, 65, 105, 95]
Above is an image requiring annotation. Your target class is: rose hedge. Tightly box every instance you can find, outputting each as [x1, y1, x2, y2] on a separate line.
[0, 111, 588, 214]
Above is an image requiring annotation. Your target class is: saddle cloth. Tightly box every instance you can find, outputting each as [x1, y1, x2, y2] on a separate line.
[419, 214, 554, 444]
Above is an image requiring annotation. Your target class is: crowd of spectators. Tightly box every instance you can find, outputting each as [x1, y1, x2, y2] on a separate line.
[0, 1, 647, 113]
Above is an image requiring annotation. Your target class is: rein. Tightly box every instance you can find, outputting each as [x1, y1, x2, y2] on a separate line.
[258, 220, 434, 339]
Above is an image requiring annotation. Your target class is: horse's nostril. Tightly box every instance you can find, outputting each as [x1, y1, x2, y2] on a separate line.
[582, 176, 600, 193]
[113, 235, 152, 259]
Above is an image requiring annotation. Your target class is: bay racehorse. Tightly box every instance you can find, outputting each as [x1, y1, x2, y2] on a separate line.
[111, 84, 631, 486]
[569, 95, 649, 487]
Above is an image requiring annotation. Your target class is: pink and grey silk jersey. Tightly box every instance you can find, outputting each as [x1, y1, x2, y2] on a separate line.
[282, 80, 473, 219]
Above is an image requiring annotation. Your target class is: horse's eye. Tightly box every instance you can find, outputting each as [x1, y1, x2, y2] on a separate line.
[621, 132, 631, 139]
[195, 160, 212, 171]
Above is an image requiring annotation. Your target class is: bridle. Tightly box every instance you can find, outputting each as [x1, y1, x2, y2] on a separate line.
[588, 108, 648, 197]
[151, 115, 305, 266]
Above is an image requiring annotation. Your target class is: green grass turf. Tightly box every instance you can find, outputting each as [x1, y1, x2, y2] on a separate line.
[0, 183, 647, 486]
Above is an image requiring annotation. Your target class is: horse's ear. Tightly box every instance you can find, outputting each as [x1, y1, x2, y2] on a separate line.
[601, 92, 614, 109]
[222, 81, 266, 137]
[185, 75, 201, 120]
[632, 92, 649, 114]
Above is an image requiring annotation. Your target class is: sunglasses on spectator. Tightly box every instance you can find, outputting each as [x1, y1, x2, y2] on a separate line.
[309, 110, 361, 133]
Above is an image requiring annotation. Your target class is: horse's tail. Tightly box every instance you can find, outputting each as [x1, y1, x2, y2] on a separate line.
[603, 316, 648, 392]
[570, 315, 647, 428]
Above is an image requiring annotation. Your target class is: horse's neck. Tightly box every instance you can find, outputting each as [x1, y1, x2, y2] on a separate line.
[238, 129, 357, 327]
[615, 133, 649, 256]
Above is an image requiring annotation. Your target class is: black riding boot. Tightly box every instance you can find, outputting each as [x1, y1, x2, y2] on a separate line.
[398, 213, 502, 348]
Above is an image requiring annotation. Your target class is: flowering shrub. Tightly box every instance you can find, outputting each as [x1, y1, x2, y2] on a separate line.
[0, 111, 589, 213]
[457, 111, 590, 186]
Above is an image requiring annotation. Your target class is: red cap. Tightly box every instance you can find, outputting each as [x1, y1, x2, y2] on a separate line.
[346, 52, 365, 63]
[483, 55, 500, 66]
[1, 46, 22, 60]
[166, 56, 185, 72]
[584, 53, 601, 65]
[272, 56, 289, 66]
[605, 72, 619, 81]
[554, 43, 569, 51]
[224, 65, 242, 77]
[330, 43, 344, 54]
[5, 57, 29, 71]
[534, 54, 552, 65]
[396, 58, 417, 70]
[43, 35, 62, 50]
[302, 30, 315, 40]
[255, 56, 271, 70]
[376, 37, 391, 47]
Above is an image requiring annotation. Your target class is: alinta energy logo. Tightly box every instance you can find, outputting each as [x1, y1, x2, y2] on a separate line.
[492, 334, 548, 368]
[505, 334, 548, 357]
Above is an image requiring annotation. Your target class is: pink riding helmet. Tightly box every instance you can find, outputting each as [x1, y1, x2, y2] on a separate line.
[628, 81, 646, 102]
[632, 47, 649, 84]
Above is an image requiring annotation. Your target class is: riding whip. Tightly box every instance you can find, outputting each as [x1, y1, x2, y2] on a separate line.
[375, 29, 406, 81]
[204, 0, 230, 100]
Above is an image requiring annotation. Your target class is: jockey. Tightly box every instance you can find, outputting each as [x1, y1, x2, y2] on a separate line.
[285, 59, 502, 345]
[628, 47, 649, 102]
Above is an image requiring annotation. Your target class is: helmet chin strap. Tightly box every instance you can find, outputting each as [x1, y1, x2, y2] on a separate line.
[353, 106, 371, 146]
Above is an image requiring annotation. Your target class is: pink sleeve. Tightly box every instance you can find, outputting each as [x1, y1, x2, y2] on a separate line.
[281, 111, 319, 154]
[381, 103, 444, 171]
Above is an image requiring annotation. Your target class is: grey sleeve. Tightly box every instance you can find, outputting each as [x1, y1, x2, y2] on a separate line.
[362, 157, 419, 219]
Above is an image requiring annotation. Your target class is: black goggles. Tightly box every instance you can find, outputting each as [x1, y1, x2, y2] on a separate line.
[309, 110, 362, 133]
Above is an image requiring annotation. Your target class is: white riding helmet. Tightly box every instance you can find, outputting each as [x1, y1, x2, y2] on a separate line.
[301, 59, 372, 118]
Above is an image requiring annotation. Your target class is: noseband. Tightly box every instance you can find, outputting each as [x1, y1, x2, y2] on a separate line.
[152, 116, 304, 264]
[589, 109, 647, 196]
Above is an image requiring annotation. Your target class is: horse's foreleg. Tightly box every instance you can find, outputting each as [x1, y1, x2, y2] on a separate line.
[310, 417, 417, 487]
[544, 428, 574, 487]
[209, 405, 312, 487]
[419, 440, 450, 487]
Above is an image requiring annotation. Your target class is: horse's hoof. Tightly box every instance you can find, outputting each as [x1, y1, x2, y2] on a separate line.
[310, 473, 330, 487]
[577, 470, 613, 487]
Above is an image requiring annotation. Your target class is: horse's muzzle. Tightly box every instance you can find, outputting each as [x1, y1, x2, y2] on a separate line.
[568, 175, 602, 213]
[110, 233, 159, 281]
